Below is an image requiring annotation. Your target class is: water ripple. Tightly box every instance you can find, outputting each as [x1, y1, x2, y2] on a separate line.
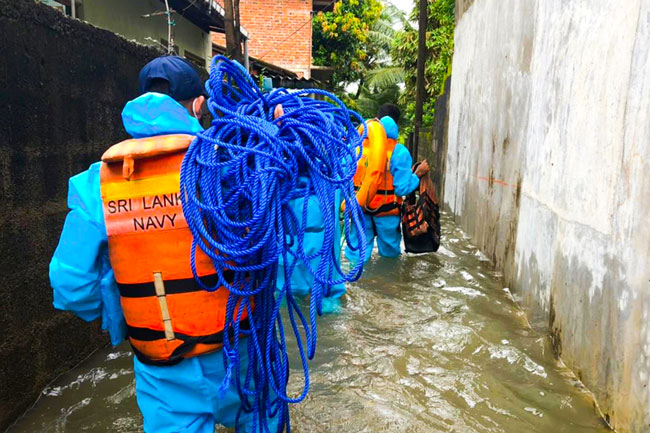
[9, 213, 607, 433]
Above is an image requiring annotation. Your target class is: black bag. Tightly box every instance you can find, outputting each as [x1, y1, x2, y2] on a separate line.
[401, 170, 441, 254]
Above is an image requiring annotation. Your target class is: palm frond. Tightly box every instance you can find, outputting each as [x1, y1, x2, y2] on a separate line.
[381, 2, 408, 27]
[372, 18, 397, 37]
[366, 66, 405, 89]
[368, 30, 394, 49]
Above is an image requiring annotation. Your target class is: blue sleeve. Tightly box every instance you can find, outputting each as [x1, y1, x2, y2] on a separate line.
[390, 144, 420, 196]
[49, 163, 126, 346]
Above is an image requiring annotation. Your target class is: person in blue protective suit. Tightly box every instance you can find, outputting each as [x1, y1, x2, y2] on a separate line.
[276, 190, 346, 313]
[50, 56, 277, 433]
[272, 104, 346, 314]
[345, 103, 429, 263]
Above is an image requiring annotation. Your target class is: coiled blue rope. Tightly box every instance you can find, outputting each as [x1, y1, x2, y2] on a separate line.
[180, 56, 367, 433]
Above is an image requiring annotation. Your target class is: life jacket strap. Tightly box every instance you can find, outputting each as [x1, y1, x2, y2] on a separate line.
[117, 272, 234, 298]
[122, 155, 135, 180]
[354, 186, 394, 195]
[364, 202, 400, 216]
[153, 272, 175, 341]
[128, 317, 252, 366]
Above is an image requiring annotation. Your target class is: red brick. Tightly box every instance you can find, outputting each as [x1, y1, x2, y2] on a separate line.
[212, 0, 313, 76]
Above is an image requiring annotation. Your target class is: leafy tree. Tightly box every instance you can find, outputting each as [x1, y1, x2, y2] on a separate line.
[353, 3, 407, 119]
[313, 0, 383, 88]
[354, 82, 402, 119]
[392, 0, 455, 134]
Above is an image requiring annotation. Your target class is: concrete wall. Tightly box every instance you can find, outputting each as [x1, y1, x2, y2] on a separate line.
[426, 76, 451, 204]
[444, 0, 650, 432]
[454, 0, 475, 22]
[0, 1, 161, 429]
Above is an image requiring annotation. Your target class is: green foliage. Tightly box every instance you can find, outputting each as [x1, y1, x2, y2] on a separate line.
[354, 82, 402, 119]
[349, 3, 407, 120]
[313, 0, 454, 134]
[362, 3, 406, 87]
[313, 0, 383, 87]
[366, 66, 405, 90]
[392, 0, 455, 135]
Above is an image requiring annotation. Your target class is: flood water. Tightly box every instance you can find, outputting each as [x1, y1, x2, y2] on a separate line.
[9, 213, 609, 433]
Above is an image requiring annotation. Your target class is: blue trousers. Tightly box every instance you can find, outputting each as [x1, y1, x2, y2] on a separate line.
[134, 340, 278, 433]
[345, 214, 401, 263]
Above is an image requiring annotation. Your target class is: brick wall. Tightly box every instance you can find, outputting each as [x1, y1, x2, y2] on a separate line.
[213, 0, 313, 77]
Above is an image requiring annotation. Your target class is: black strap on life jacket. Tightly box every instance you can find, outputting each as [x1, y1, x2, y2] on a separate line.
[354, 186, 395, 195]
[117, 272, 235, 298]
[129, 317, 252, 366]
[364, 201, 399, 216]
[354, 185, 398, 216]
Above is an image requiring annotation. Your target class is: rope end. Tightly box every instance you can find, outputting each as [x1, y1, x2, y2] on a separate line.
[218, 364, 234, 398]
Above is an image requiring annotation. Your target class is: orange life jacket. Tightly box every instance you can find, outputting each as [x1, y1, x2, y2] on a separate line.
[353, 129, 402, 217]
[348, 119, 387, 213]
[99, 134, 248, 366]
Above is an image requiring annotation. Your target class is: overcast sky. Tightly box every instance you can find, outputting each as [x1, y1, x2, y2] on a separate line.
[386, 0, 414, 15]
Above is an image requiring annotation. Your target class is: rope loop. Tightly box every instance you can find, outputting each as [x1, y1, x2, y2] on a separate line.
[180, 56, 367, 432]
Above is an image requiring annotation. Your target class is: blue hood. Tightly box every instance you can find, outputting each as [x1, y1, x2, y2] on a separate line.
[122, 92, 203, 138]
[379, 116, 399, 140]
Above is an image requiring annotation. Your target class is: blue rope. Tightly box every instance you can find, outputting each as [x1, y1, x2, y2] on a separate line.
[180, 56, 367, 433]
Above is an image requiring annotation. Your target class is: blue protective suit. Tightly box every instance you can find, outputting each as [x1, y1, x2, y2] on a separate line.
[50, 93, 277, 433]
[276, 187, 345, 313]
[344, 116, 420, 263]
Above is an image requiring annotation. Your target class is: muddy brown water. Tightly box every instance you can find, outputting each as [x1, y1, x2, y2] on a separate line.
[8, 213, 609, 433]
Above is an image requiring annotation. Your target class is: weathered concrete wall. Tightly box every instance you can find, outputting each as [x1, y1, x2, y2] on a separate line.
[444, 0, 650, 432]
[0, 1, 160, 429]
[428, 76, 451, 204]
[454, 0, 476, 22]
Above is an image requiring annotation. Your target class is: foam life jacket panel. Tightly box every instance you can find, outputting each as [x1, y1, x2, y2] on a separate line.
[100, 134, 249, 365]
[363, 138, 403, 216]
[351, 121, 402, 216]
[352, 119, 388, 211]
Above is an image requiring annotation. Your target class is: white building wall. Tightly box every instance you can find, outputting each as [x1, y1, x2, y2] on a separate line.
[445, 1, 650, 431]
